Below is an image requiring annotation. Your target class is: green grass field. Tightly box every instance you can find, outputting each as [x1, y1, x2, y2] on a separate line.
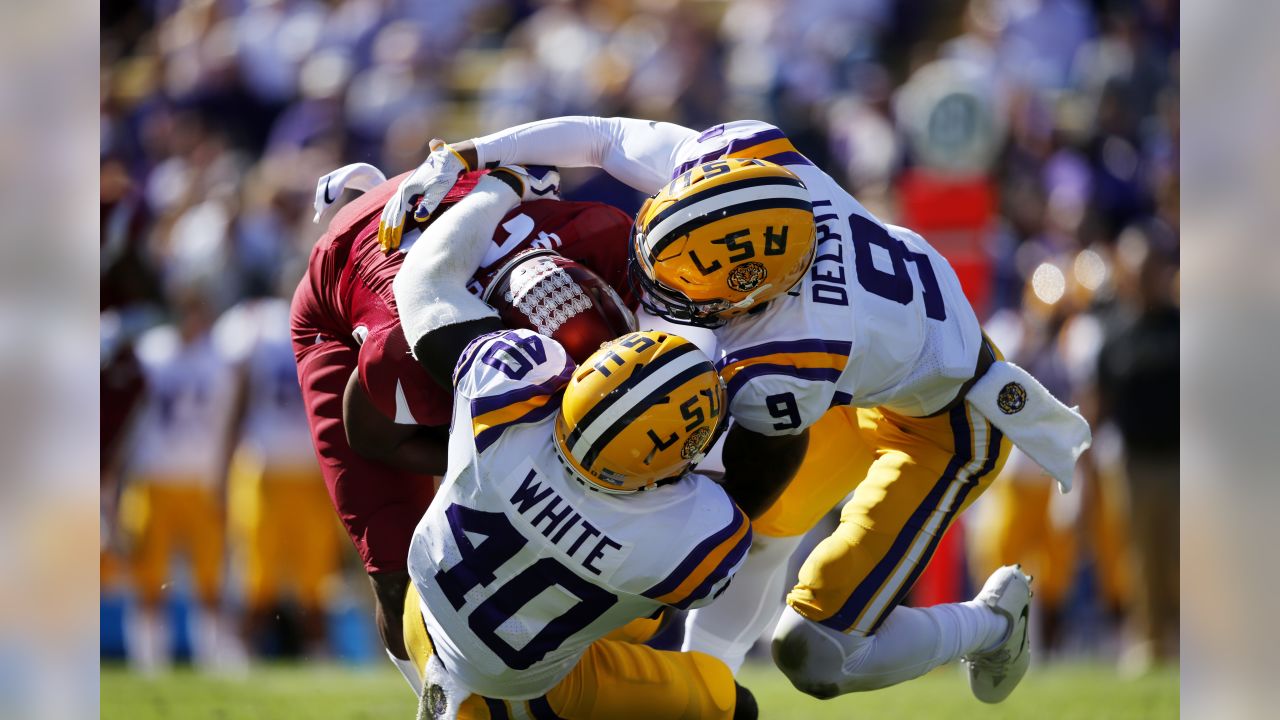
[102, 660, 1178, 719]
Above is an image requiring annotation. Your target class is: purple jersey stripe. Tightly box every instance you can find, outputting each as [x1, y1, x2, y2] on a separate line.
[671, 523, 754, 609]
[725, 364, 843, 404]
[716, 338, 853, 370]
[670, 126, 789, 178]
[469, 358, 575, 416]
[762, 150, 813, 167]
[473, 394, 562, 453]
[642, 505, 746, 600]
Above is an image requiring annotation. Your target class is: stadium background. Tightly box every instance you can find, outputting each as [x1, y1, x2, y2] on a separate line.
[100, 0, 1179, 716]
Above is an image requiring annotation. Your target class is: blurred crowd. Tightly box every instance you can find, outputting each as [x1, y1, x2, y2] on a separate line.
[101, 0, 1178, 673]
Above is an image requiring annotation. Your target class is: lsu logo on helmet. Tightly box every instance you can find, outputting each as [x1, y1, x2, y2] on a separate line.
[553, 331, 725, 493]
[628, 158, 817, 327]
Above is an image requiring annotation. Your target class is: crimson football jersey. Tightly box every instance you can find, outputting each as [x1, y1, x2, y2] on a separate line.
[294, 172, 633, 427]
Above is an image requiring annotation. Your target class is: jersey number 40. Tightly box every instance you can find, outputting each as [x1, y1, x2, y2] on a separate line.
[434, 503, 618, 670]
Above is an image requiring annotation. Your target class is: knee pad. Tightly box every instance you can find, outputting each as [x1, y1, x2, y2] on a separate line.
[770, 608, 848, 699]
[772, 607, 886, 698]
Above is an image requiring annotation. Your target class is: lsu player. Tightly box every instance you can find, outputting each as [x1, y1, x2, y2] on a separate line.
[215, 292, 341, 655]
[382, 118, 1090, 703]
[293, 163, 637, 683]
[391, 166, 754, 720]
[117, 285, 237, 672]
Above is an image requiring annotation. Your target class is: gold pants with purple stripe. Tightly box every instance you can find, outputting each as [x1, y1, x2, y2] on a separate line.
[757, 402, 1011, 635]
[403, 585, 737, 719]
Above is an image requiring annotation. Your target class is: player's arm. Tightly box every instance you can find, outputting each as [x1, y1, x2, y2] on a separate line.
[394, 167, 559, 385]
[341, 369, 449, 475]
[380, 119, 698, 249]
[716, 374, 831, 518]
[720, 424, 808, 519]
[459, 117, 699, 195]
[394, 173, 516, 385]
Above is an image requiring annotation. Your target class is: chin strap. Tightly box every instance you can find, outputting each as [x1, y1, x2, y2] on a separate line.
[726, 284, 774, 311]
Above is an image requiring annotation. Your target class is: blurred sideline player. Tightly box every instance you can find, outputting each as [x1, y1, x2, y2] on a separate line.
[392, 168, 754, 719]
[969, 261, 1132, 654]
[292, 164, 636, 682]
[215, 291, 341, 656]
[117, 286, 237, 673]
[385, 118, 1090, 703]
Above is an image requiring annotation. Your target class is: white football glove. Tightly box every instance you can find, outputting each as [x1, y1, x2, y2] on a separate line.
[487, 164, 562, 202]
[377, 140, 470, 252]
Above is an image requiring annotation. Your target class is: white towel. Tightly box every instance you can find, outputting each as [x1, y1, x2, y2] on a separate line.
[965, 360, 1091, 494]
[312, 162, 388, 222]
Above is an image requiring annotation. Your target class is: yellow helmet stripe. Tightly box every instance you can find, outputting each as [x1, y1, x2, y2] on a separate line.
[645, 183, 812, 260]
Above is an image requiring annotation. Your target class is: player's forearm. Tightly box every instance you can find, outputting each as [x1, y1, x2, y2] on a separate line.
[394, 176, 518, 352]
[460, 116, 696, 195]
[719, 425, 809, 519]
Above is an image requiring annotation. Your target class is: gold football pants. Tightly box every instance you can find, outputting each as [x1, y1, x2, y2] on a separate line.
[756, 403, 1011, 635]
[403, 585, 736, 719]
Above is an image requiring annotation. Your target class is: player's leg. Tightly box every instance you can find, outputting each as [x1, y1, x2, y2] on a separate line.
[534, 639, 748, 720]
[119, 481, 172, 674]
[403, 584, 749, 720]
[228, 448, 276, 656]
[683, 407, 872, 673]
[295, 337, 433, 677]
[286, 471, 342, 654]
[772, 405, 1024, 700]
[183, 483, 236, 671]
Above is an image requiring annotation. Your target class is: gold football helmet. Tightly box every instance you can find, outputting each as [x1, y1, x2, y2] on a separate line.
[628, 158, 817, 327]
[554, 331, 725, 493]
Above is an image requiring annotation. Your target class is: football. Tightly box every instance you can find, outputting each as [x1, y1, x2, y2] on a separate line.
[480, 248, 637, 363]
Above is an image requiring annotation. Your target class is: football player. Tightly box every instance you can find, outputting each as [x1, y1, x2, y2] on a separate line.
[393, 167, 754, 720]
[116, 285, 237, 672]
[292, 164, 638, 683]
[382, 118, 1090, 703]
[216, 292, 341, 655]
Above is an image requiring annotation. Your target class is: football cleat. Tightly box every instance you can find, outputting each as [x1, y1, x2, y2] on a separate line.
[554, 331, 725, 493]
[628, 158, 816, 328]
[963, 565, 1033, 704]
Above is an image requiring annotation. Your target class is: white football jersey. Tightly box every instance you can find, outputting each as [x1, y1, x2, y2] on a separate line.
[127, 325, 236, 485]
[665, 120, 982, 431]
[407, 329, 750, 700]
[214, 298, 317, 470]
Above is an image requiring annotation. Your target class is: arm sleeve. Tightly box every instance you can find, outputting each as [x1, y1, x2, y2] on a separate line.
[472, 117, 700, 195]
[393, 176, 520, 356]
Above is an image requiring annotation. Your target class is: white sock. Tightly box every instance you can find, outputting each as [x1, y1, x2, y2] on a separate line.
[190, 605, 223, 671]
[125, 606, 169, 675]
[389, 649, 424, 695]
[682, 534, 802, 674]
[773, 600, 1009, 694]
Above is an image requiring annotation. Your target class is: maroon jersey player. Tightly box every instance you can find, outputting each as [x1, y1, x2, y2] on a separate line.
[290, 170, 633, 666]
